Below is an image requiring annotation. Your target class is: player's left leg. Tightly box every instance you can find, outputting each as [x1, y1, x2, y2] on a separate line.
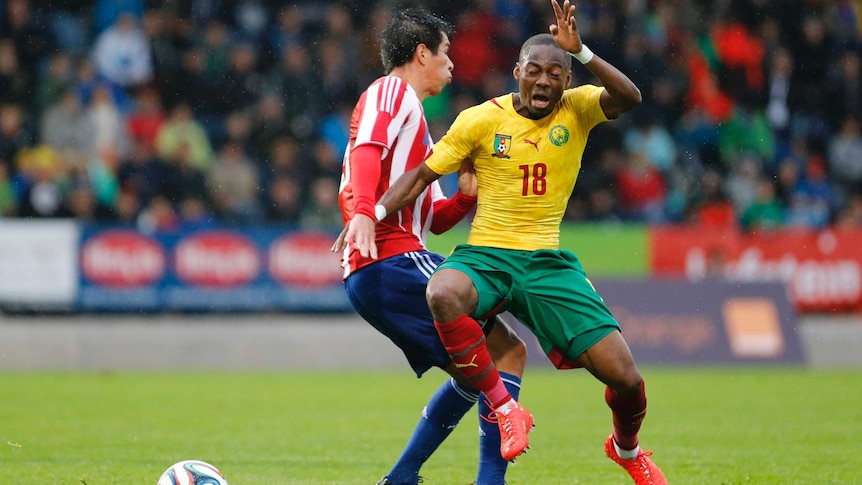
[346, 252, 480, 484]
[579, 331, 667, 485]
[578, 331, 645, 449]
[514, 248, 666, 485]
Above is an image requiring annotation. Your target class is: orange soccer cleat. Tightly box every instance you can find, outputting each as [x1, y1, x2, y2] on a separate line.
[495, 400, 535, 462]
[604, 434, 668, 485]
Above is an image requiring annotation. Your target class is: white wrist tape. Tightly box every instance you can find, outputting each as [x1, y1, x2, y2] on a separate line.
[374, 204, 387, 222]
[571, 44, 594, 64]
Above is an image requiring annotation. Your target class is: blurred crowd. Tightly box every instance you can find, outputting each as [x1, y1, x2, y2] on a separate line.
[0, 0, 860, 233]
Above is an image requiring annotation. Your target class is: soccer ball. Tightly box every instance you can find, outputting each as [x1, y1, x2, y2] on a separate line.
[157, 460, 228, 485]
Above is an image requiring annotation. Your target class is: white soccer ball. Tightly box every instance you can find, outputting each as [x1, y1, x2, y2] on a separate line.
[157, 460, 228, 485]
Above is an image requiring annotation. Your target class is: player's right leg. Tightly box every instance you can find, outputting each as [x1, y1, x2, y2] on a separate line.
[426, 267, 534, 462]
[475, 316, 528, 483]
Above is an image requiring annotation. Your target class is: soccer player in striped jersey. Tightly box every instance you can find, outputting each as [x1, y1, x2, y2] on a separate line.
[340, 1, 668, 484]
[335, 9, 533, 485]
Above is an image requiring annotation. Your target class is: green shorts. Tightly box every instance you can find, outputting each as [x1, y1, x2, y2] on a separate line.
[437, 244, 619, 368]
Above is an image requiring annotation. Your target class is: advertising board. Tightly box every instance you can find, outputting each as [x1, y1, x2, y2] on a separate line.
[77, 225, 352, 312]
[651, 227, 862, 313]
[504, 278, 804, 366]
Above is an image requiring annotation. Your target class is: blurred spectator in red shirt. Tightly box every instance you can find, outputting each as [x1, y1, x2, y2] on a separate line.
[692, 169, 737, 229]
[616, 152, 667, 222]
[126, 86, 166, 151]
[448, 6, 495, 97]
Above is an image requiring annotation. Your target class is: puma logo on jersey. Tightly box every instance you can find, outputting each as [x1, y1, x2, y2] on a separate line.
[454, 354, 479, 368]
[524, 138, 541, 151]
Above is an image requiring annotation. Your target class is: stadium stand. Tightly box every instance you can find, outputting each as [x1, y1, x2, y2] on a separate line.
[0, 0, 860, 231]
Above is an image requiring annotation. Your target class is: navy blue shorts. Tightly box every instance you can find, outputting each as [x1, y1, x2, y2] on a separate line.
[344, 251, 450, 377]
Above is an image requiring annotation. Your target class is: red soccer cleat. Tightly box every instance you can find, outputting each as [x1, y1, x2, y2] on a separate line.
[604, 434, 668, 485]
[496, 400, 535, 462]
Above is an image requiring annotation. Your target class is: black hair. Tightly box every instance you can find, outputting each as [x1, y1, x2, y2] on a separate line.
[380, 9, 452, 73]
[519, 33, 572, 72]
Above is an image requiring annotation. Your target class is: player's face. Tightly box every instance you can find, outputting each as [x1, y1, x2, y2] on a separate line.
[513, 44, 572, 119]
[424, 33, 453, 96]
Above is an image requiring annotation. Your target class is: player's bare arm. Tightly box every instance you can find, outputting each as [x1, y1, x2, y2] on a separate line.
[378, 162, 443, 215]
[549, 0, 641, 119]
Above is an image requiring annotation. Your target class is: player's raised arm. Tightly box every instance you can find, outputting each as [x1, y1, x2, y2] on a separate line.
[549, 0, 641, 119]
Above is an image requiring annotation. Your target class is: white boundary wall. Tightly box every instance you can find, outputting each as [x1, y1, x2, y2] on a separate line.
[1, 313, 860, 370]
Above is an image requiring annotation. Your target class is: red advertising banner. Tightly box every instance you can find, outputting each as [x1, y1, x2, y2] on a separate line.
[650, 227, 862, 313]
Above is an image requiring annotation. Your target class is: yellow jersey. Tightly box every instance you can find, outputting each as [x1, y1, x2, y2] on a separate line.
[425, 85, 607, 250]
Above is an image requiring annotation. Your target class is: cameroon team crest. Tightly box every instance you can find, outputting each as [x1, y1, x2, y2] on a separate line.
[492, 134, 512, 158]
[549, 125, 570, 146]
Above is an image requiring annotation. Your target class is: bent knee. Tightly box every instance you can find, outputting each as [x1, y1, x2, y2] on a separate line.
[426, 269, 476, 317]
[611, 373, 644, 395]
[425, 282, 459, 309]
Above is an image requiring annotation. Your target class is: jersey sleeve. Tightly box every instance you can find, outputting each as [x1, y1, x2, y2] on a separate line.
[348, 144, 383, 220]
[353, 77, 407, 151]
[425, 106, 483, 176]
[566, 84, 609, 138]
[430, 190, 477, 234]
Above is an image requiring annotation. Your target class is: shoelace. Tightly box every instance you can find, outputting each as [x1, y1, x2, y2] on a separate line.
[627, 450, 657, 479]
[479, 398, 498, 424]
[492, 411, 516, 436]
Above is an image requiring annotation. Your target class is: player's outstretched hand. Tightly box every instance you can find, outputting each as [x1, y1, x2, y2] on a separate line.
[549, 0, 583, 54]
[330, 214, 378, 259]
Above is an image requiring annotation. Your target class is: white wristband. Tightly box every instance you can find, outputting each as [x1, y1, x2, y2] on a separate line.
[374, 204, 387, 222]
[571, 44, 594, 64]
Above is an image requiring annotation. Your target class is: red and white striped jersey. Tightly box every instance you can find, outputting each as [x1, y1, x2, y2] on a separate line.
[338, 75, 448, 278]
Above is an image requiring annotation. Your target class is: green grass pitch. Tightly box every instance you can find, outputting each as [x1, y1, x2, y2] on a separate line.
[1, 367, 859, 484]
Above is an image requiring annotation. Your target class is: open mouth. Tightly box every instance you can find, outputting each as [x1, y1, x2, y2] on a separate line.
[531, 94, 550, 110]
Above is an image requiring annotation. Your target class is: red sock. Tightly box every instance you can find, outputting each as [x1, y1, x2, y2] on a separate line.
[435, 314, 511, 409]
[605, 381, 647, 450]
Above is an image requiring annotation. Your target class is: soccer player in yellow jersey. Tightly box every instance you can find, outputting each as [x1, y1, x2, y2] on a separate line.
[339, 1, 668, 483]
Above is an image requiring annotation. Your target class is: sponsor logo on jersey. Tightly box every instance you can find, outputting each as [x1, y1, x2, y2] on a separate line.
[549, 125, 570, 146]
[492, 134, 512, 158]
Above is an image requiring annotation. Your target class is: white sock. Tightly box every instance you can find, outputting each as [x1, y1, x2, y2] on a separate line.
[496, 398, 517, 415]
[614, 439, 640, 460]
